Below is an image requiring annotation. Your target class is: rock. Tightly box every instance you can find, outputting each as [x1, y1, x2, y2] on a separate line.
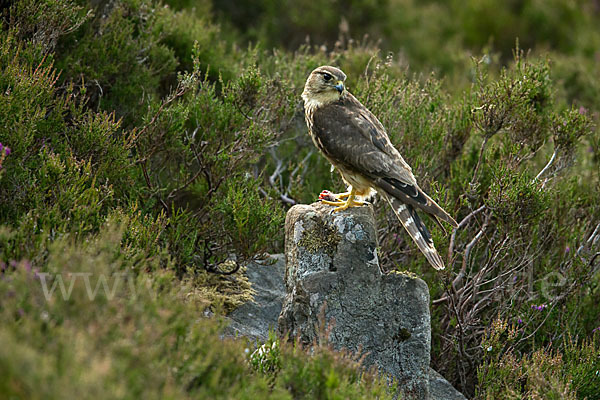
[226, 254, 286, 342]
[223, 203, 466, 399]
[429, 368, 468, 400]
[278, 202, 431, 400]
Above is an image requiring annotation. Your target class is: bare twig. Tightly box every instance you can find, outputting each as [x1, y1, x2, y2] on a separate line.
[286, 150, 314, 195]
[128, 82, 191, 150]
[589, 252, 600, 270]
[452, 219, 489, 291]
[447, 205, 487, 263]
[534, 148, 557, 182]
[469, 136, 489, 188]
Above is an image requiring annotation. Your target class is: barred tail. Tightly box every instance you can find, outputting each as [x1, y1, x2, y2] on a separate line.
[383, 195, 445, 270]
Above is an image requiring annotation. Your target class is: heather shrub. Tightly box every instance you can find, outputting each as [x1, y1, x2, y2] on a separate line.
[54, 0, 178, 127]
[476, 319, 600, 399]
[158, 2, 236, 83]
[4, 0, 90, 52]
[0, 24, 129, 260]
[1, 0, 599, 398]
[1, 0, 285, 282]
[129, 55, 288, 273]
[250, 332, 396, 399]
[0, 218, 394, 399]
[0, 222, 231, 398]
[216, 0, 600, 76]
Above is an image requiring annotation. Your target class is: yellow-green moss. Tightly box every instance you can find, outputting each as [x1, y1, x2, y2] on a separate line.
[298, 217, 340, 257]
[391, 270, 419, 280]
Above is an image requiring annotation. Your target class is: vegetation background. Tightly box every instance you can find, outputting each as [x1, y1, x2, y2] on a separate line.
[1, 0, 599, 398]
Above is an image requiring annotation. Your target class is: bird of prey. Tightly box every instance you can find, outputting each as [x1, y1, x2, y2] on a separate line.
[302, 65, 458, 270]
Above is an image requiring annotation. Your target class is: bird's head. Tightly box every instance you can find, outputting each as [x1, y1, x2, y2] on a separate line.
[302, 66, 347, 107]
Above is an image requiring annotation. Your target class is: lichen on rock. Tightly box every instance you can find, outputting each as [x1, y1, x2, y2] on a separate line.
[279, 202, 434, 399]
[297, 215, 340, 256]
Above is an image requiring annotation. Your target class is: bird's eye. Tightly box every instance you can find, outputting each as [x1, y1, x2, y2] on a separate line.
[323, 73, 332, 81]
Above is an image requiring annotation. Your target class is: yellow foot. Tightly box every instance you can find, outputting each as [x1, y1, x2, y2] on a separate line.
[318, 190, 350, 202]
[318, 188, 368, 212]
[320, 199, 346, 207]
[331, 197, 367, 212]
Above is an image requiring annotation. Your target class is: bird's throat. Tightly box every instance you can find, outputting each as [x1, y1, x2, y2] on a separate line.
[302, 90, 342, 109]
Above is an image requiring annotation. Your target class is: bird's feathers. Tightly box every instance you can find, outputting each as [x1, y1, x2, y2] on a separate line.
[375, 177, 458, 228]
[303, 67, 457, 270]
[382, 194, 446, 270]
[310, 94, 415, 184]
[309, 93, 458, 228]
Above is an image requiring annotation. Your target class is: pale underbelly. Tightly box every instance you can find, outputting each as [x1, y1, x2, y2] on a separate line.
[336, 166, 377, 199]
[308, 128, 377, 199]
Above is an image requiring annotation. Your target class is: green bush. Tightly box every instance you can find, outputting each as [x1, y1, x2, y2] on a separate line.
[0, 219, 394, 399]
[0, 26, 127, 260]
[1, 0, 599, 398]
[250, 332, 396, 399]
[476, 319, 600, 399]
[55, 0, 178, 127]
[215, 0, 600, 76]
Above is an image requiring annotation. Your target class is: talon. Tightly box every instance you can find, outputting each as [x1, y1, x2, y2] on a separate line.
[319, 187, 369, 212]
[333, 189, 368, 212]
[318, 190, 351, 202]
[332, 198, 364, 212]
[321, 199, 346, 206]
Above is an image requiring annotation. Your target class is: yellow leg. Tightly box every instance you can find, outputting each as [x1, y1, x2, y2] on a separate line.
[319, 190, 350, 202]
[320, 198, 346, 206]
[333, 191, 351, 199]
[321, 188, 367, 212]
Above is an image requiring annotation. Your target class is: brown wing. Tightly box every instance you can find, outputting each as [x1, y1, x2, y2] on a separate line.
[312, 93, 457, 227]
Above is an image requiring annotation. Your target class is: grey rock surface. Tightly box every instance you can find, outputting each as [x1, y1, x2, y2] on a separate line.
[278, 202, 431, 399]
[226, 254, 286, 342]
[429, 368, 468, 400]
[224, 203, 467, 399]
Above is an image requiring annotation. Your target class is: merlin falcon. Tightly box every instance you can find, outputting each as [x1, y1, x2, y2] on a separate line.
[302, 65, 458, 270]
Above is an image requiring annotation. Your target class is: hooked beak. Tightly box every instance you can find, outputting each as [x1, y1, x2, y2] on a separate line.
[334, 80, 344, 94]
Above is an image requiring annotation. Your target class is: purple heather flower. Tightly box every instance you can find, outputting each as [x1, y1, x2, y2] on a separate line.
[518, 318, 523, 324]
[579, 106, 588, 115]
[22, 260, 31, 273]
[394, 233, 403, 244]
[565, 246, 570, 253]
[0, 143, 10, 155]
[593, 326, 600, 334]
